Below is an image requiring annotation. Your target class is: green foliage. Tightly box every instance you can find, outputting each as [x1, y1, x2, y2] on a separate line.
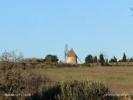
[99, 53, 105, 66]
[109, 56, 117, 63]
[122, 53, 127, 62]
[45, 55, 58, 63]
[85, 55, 98, 64]
[31, 80, 110, 100]
[129, 57, 133, 62]
[85, 54, 94, 64]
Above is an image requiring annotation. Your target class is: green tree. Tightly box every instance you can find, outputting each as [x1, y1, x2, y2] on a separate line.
[129, 57, 133, 62]
[45, 55, 58, 63]
[122, 52, 127, 62]
[85, 54, 93, 64]
[109, 56, 117, 63]
[99, 53, 105, 66]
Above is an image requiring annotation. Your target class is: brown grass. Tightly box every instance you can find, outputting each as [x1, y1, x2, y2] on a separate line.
[27, 66, 133, 94]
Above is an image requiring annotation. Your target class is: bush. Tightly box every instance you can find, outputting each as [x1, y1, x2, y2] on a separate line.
[45, 55, 58, 63]
[0, 67, 53, 100]
[31, 80, 110, 100]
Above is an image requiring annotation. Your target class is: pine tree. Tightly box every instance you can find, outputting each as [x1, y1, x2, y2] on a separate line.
[122, 53, 127, 62]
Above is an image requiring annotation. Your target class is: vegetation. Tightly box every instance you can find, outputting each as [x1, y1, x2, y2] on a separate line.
[0, 61, 111, 100]
[1, 50, 133, 66]
[0, 51, 133, 99]
[122, 53, 127, 62]
[44, 54, 59, 63]
[31, 80, 110, 100]
[0, 61, 133, 99]
[85, 54, 94, 64]
[0, 50, 24, 62]
[29, 67, 133, 94]
[99, 53, 105, 65]
[85, 55, 99, 64]
[93, 56, 98, 63]
[109, 56, 117, 63]
[84, 52, 133, 66]
[118, 53, 128, 62]
[129, 57, 133, 62]
[0, 62, 54, 100]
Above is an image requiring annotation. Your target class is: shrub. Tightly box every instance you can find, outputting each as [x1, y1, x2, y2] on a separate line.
[45, 55, 58, 63]
[31, 80, 110, 100]
[0, 68, 53, 100]
[0, 61, 14, 71]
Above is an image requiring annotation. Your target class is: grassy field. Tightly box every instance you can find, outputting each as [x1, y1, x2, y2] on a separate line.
[27, 66, 133, 94]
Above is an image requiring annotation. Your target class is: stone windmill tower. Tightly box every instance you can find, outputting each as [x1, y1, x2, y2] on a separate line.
[64, 45, 77, 64]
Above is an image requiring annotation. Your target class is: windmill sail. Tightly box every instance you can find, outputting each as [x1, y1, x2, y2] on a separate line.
[64, 44, 68, 63]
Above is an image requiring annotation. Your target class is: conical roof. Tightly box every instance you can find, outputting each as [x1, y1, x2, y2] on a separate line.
[67, 48, 77, 57]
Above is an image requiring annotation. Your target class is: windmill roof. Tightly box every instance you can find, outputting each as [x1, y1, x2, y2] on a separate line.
[67, 49, 77, 57]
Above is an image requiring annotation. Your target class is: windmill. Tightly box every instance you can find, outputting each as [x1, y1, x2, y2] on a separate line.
[64, 44, 82, 64]
[77, 56, 82, 64]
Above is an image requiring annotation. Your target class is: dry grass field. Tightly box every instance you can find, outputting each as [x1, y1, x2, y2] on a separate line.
[28, 66, 133, 95]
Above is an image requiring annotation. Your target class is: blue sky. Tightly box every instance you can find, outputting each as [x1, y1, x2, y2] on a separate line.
[0, 0, 133, 61]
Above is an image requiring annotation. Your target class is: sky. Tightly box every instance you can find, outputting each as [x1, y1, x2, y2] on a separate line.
[0, 0, 133, 62]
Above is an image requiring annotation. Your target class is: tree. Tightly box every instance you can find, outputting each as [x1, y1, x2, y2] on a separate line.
[129, 57, 133, 62]
[109, 56, 117, 63]
[122, 52, 127, 62]
[0, 51, 12, 61]
[85, 54, 93, 64]
[0, 50, 24, 62]
[99, 53, 105, 66]
[45, 55, 58, 63]
[93, 56, 98, 63]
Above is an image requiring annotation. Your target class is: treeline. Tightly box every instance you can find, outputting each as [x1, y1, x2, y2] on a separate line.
[0, 51, 133, 66]
[85, 52, 133, 66]
[0, 51, 58, 63]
